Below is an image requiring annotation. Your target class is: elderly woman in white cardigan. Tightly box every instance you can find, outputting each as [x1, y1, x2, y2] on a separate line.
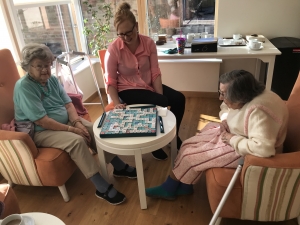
[146, 69, 289, 200]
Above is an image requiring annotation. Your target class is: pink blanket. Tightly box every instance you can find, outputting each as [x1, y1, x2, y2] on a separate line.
[68, 93, 88, 116]
[173, 122, 242, 184]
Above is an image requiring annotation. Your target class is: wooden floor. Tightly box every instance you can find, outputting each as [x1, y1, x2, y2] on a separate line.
[1, 94, 298, 225]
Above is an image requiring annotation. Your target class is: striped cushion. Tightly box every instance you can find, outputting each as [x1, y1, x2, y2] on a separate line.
[241, 165, 300, 221]
[0, 140, 42, 186]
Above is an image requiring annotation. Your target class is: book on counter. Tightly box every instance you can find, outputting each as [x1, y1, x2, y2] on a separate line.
[191, 37, 218, 53]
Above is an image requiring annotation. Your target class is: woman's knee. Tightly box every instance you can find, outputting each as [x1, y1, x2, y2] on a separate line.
[168, 91, 185, 107]
[70, 136, 89, 152]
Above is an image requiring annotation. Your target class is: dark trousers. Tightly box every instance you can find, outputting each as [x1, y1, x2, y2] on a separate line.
[119, 85, 185, 140]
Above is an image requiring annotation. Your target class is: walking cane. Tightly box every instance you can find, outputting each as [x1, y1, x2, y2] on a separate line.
[209, 163, 243, 225]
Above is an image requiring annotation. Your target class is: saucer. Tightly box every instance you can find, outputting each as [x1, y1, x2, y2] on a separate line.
[249, 45, 263, 50]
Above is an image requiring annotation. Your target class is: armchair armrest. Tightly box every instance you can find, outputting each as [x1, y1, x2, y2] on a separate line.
[0, 130, 38, 158]
[241, 152, 300, 184]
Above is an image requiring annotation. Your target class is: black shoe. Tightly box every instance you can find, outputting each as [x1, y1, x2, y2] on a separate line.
[152, 148, 168, 160]
[95, 184, 126, 205]
[113, 164, 137, 179]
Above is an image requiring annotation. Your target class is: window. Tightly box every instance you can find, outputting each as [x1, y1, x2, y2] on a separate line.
[7, 0, 80, 57]
[146, 0, 215, 38]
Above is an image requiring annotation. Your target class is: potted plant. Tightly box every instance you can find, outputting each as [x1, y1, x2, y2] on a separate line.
[82, 0, 113, 56]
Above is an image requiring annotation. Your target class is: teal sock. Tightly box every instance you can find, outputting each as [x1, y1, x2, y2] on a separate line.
[110, 156, 134, 172]
[176, 183, 193, 195]
[146, 176, 180, 200]
[161, 176, 180, 194]
[90, 173, 117, 198]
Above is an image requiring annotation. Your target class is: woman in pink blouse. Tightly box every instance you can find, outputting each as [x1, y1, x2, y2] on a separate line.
[105, 2, 185, 160]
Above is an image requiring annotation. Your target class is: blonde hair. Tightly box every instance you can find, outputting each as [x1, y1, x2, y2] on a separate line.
[114, 2, 136, 29]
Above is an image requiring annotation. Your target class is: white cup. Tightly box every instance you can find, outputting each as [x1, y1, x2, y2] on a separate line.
[186, 33, 194, 43]
[1, 214, 25, 225]
[201, 32, 208, 38]
[249, 39, 262, 49]
[233, 34, 242, 40]
[194, 33, 201, 39]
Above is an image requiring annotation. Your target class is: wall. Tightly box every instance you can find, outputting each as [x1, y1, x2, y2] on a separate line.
[72, 58, 222, 98]
[214, 0, 300, 81]
[159, 60, 221, 92]
[215, 0, 300, 40]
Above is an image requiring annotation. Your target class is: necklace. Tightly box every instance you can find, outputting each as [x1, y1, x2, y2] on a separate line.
[27, 74, 51, 97]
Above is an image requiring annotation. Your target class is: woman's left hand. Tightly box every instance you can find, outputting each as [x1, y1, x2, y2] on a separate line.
[221, 131, 235, 144]
[74, 122, 91, 144]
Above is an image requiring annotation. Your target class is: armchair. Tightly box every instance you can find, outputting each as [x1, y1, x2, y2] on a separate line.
[0, 48, 77, 202]
[206, 71, 300, 224]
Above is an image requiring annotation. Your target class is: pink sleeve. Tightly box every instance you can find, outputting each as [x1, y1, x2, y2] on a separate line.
[104, 45, 118, 93]
[149, 40, 161, 82]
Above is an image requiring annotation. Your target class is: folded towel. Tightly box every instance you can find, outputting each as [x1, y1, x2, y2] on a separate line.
[162, 48, 178, 54]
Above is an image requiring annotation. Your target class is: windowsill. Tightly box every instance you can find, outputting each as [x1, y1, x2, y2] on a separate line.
[183, 20, 215, 25]
[51, 57, 100, 76]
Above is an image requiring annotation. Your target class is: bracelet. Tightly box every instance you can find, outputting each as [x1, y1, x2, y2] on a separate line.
[72, 118, 82, 126]
[67, 126, 71, 131]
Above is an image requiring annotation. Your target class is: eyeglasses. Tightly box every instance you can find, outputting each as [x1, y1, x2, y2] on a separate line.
[218, 90, 226, 98]
[31, 64, 51, 71]
[117, 24, 135, 38]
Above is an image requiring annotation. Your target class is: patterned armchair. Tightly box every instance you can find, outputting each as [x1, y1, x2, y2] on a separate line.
[206, 71, 300, 224]
[0, 48, 77, 202]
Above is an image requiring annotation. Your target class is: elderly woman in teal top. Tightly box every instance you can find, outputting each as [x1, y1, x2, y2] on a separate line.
[13, 43, 137, 205]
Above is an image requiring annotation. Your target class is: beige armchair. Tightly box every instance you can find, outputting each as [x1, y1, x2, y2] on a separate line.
[206, 71, 300, 224]
[0, 48, 77, 202]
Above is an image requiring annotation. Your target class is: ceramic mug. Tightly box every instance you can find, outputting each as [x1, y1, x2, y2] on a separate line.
[1, 214, 25, 225]
[194, 33, 201, 39]
[233, 34, 242, 40]
[249, 39, 262, 49]
[201, 32, 208, 38]
[186, 33, 194, 43]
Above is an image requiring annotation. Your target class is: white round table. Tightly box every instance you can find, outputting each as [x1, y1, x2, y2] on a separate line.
[22, 212, 65, 225]
[93, 110, 177, 209]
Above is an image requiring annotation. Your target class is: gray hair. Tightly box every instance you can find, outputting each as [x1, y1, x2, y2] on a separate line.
[219, 70, 265, 104]
[20, 43, 54, 72]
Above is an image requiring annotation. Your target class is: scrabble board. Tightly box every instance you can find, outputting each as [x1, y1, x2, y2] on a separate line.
[100, 107, 157, 138]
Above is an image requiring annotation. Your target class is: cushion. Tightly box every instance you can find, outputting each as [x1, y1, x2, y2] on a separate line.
[206, 168, 242, 219]
[35, 148, 77, 186]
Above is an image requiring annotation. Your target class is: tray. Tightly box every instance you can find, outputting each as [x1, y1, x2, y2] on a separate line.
[218, 37, 248, 47]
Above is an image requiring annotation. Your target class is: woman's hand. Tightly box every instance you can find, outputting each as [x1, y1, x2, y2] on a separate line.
[70, 126, 91, 146]
[114, 103, 127, 109]
[74, 121, 89, 135]
[221, 131, 235, 144]
[220, 120, 229, 133]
